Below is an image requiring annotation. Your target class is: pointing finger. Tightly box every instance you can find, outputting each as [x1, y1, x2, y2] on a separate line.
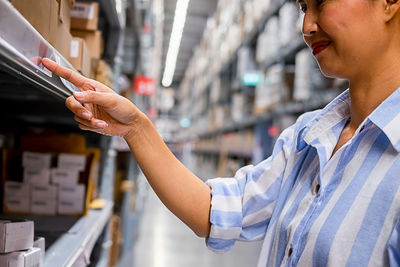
[42, 58, 87, 88]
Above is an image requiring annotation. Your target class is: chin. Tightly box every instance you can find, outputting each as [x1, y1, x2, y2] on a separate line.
[316, 61, 348, 79]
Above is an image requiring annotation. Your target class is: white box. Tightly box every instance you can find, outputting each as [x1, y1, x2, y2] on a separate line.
[51, 168, 79, 185]
[0, 247, 41, 267]
[58, 154, 86, 171]
[22, 152, 52, 169]
[33, 237, 45, 265]
[58, 185, 86, 215]
[31, 185, 57, 215]
[0, 220, 34, 253]
[4, 182, 31, 213]
[23, 168, 51, 185]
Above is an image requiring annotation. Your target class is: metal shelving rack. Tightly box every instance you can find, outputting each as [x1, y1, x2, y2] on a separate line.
[0, 0, 125, 266]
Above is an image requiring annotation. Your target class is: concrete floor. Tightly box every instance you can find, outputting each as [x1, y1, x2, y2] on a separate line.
[132, 188, 263, 267]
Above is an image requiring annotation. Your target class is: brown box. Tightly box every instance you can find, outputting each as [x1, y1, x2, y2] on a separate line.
[70, 1, 99, 31]
[71, 30, 103, 59]
[54, 23, 73, 60]
[56, 0, 73, 30]
[70, 37, 91, 77]
[10, 0, 58, 44]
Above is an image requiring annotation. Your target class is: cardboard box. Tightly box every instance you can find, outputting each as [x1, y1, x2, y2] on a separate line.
[54, 22, 73, 60]
[4, 182, 31, 214]
[33, 237, 45, 265]
[10, 0, 58, 45]
[58, 185, 85, 215]
[31, 184, 57, 215]
[57, 0, 73, 30]
[0, 220, 34, 253]
[0, 247, 41, 267]
[58, 153, 86, 171]
[71, 30, 103, 59]
[23, 168, 51, 185]
[22, 152, 52, 169]
[70, 2, 99, 31]
[51, 168, 79, 185]
[70, 37, 92, 77]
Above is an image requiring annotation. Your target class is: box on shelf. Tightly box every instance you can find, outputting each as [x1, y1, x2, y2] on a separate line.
[0, 247, 41, 267]
[22, 152, 51, 169]
[54, 22, 73, 60]
[0, 220, 34, 253]
[71, 29, 103, 59]
[95, 60, 114, 88]
[3, 182, 30, 214]
[58, 184, 86, 215]
[70, 1, 99, 31]
[33, 237, 45, 265]
[70, 37, 92, 77]
[10, 0, 58, 45]
[51, 168, 80, 185]
[23, 168, 50, 185]
[58, 153, 86, 171]
[31, 184, 57, 215]
[56, 0, 73, 30]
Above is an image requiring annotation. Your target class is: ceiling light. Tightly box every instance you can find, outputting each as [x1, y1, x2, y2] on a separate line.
[161, 0, 190, 87]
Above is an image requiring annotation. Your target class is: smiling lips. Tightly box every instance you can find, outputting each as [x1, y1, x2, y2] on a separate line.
[312, 41, 331, 55]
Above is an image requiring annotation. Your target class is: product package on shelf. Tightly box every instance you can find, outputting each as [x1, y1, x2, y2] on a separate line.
[23, 168, 51, 185]
[3, 182, 31, 214]
[70, 1, 99, 31]
[70, 37, 92, 77]
[279, 2, 300, 48]
[31, 184, 57, 215]
[33, 237, 45, 264]
[9, 0, 58, 46]
[294, 48, 313, 101]
[2, 133, 101, 217]
[0, 220, 34, 253]
[71, 29, 103, 59]
[254, 64, 284, 114]
[0, 247, 41, 267]
[256, 16, 279, 64]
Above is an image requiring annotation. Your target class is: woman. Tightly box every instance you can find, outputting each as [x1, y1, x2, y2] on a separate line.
[42, 0, 400, 265]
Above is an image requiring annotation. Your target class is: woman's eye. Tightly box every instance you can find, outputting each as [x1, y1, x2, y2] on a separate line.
[299, 5, 307, 13]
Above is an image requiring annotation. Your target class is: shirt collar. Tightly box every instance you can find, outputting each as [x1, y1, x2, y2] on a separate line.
[303, 89, 350, 145]
[302, 87, 400, 153]
[368, 87, 400, 152]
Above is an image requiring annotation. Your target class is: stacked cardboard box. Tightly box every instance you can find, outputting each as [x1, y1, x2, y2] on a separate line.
[0, 221, 43, 267]
[3, 151, 87, 216]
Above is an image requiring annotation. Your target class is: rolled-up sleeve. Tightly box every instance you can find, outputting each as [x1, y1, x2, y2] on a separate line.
[205, 123, 299, 253]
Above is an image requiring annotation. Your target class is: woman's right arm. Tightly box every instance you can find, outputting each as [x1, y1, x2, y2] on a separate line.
[41, 58, 212, 237]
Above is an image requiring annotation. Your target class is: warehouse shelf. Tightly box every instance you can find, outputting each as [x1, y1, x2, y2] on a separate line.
[0, 0, 77, 100]
[184, 89, 340, 141]
[44, 202, 113, 267]
[193, 148, 253, 159]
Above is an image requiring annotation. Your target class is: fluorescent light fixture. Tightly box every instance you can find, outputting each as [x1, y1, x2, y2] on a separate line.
[161, 0, 190, 87]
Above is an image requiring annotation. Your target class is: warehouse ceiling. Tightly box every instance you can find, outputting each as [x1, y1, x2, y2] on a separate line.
[162, 0, 217, 87]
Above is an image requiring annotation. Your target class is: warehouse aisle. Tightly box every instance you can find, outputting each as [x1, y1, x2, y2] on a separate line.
[132, 186, 263, 267]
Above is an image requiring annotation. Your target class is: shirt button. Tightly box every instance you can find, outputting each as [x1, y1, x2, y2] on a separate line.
[315, 184, 321, 194]
[288, 247, 293, 257]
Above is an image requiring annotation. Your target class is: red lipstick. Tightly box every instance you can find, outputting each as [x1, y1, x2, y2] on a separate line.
[312, 41, 331, 55]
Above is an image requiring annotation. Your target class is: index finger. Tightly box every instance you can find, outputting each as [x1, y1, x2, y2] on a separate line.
[42, 58, 87, 88]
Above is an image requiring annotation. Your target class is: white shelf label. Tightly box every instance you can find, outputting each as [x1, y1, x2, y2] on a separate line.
[71, 3, 94, 19]
[70, 40, 79, 58]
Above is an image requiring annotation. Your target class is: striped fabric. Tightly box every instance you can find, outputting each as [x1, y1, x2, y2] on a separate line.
[205, 88, 400, 267]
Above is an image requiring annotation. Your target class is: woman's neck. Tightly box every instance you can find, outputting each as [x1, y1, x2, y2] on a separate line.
[348, 53, 400, 130]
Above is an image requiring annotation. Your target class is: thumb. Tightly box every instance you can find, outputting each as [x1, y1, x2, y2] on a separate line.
[73, 91, 117, 107]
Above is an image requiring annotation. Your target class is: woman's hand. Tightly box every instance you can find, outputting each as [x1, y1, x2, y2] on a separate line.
[41, 58, 143, 138]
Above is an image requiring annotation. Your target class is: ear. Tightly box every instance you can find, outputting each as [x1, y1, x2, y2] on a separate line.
[383, 0, 400, 22]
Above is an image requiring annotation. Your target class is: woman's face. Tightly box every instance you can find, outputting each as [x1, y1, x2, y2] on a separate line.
[299, 0, 387, 79]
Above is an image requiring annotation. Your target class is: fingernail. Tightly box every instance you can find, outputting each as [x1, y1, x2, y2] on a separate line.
[74, 92, 84, 98]
[82, 112, 91, 120]
[97, 121, 107, 128]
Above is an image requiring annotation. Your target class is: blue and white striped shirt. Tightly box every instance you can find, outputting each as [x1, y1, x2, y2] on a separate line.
[205, 88, 400, 267]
